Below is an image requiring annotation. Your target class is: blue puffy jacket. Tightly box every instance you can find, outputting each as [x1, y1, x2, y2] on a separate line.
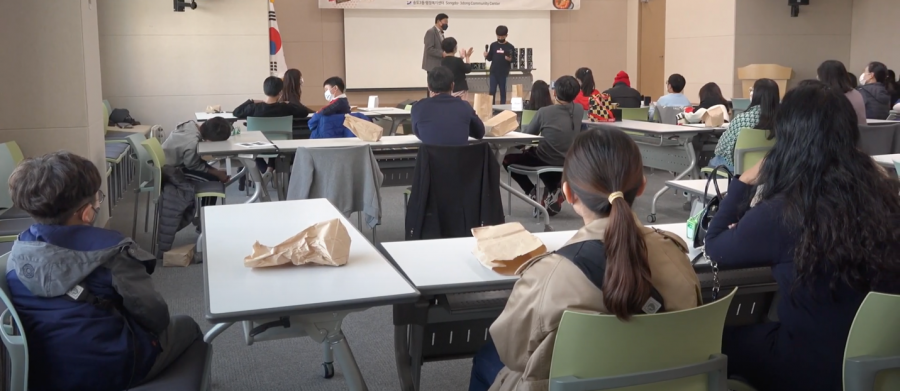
[309, 112, 371, 139]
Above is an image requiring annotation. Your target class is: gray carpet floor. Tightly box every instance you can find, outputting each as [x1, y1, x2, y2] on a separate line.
[107, 168, 691, 390]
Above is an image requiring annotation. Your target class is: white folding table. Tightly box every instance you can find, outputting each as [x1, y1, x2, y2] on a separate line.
[382, 223, 695, 391]
[872, 154, 900, 168]
[197, 131, 277, 156]
[202, 199, 418, 390]
[867, 119, 899, 125]
[359, 107, 412, 135]
[666, 179, 731, 199]
[584, 120, 722, 222]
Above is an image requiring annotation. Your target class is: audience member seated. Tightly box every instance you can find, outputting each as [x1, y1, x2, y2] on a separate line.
[5, 151, 202, 391]
[649, 73, 692, 119]
[163, 117, 231, 183]
[887, 69, 900, 108]
[710, 78, 780, 171]
[602, 71, 642, 108]
[705, 81, 900, 391]
[524, 80, 553, 111]
[574, 67, 615, 121]
[469, 128, 702, 391]
[503, 76, 583, 216]
[411, 66, 484, 146]
[279, 68, 309, 108]
[309, 76, 370, 139]
[858, 61, 891, 119]
[439, 37, 473, 101]
[848, 71, 859, 88]
[818, 60, 867, 124]
[232, 76, 310, 119]
[696, 82, 730, 111]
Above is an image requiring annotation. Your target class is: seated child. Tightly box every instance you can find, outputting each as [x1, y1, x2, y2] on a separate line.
[163, 116, 232, 183]
[309, 76, 371, 139]
[649, 73, 692, 119]
[5, 151, 201, 391]
[470, 128, 702, 391]
[232, 76, 311, 120]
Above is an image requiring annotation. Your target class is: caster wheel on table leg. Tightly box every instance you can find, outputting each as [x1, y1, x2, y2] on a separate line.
[647, 214, 657, 223]
[323, 362, 335, 379]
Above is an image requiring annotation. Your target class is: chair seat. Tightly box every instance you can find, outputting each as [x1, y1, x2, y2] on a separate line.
[131, 339, 210, 391]
[0, 218, 34, 237]
[193, 181, 226, 197]
[0, 207, 31, 220]
[0, 241, 12, 255]
[105, 131, 134, 141]
[105, 143, 129, 160]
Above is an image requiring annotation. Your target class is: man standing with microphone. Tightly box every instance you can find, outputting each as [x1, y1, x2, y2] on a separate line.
[422, 13, 449, 96]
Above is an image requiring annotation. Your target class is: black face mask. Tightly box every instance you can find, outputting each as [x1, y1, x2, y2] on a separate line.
[441, 23, 448, 31]
[498, 39, 506, 43]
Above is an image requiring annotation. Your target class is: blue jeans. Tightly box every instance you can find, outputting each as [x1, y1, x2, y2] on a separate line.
[469, 338, 505, 391]
[489, 74, 508, 105]
[708, 155, 734, 173]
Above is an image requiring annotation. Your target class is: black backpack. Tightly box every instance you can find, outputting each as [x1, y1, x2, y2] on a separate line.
[108, 108, 140, 126]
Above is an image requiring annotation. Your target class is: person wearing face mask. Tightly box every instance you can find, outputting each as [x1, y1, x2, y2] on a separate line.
[857, 61, 891, 120]
[483, 25, 515, 105]
[5, 151, 201, 391]
[423, 13, 449, 93]
[309, 76, 372, 139]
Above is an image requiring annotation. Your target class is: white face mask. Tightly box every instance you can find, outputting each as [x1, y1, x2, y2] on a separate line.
[859, 73, 868, 85]
[324, 90, 334, 102]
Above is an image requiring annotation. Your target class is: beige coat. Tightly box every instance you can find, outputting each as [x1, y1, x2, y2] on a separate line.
[488, 217, 702, 391]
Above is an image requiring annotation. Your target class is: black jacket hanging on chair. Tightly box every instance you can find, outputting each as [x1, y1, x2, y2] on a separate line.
[405, 142, 505, 240]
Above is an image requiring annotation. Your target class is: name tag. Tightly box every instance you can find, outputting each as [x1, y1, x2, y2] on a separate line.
[66, 285, 85, 300]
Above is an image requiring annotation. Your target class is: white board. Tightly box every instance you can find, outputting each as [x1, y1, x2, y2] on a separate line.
[343, 9, 551, 89]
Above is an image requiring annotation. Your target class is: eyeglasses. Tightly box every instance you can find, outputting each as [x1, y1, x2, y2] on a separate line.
[97, 190, 106, 206]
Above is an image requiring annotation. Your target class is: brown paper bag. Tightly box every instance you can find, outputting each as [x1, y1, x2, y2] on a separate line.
[344, 114, 383, 142]
[511, 84, 524, 99]
[244, 218, 352, 268]
[473, 93, 494, 121]
[205, 105, 222, 114]
[472, 222, 547, 276]
[163, 244, 195, 267]
[483, 110, 519, 137]
[702, 105, 728, 127]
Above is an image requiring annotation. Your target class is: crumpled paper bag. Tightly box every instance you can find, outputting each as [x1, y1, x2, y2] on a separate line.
[483, 110, 519, 137]
[344, 114, 383, 142]
[472, 222, 547, 275]
[205, 105, 222, 114]
[702, 104, 729, 127]
[244, 218, 351, 268]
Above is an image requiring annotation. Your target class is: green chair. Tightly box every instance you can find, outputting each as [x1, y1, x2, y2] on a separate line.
[141, 138, 225, 256]
[844, 292, 900, 391]
[522, 109, 538, 126]
[246, 116, 292, 198]
[732, 99, 751, 117]
[733, 128, 774, 174]
[549, 288, 737, 391]
[126, 134, 155, 239]
[0, 141, 24, 210]
[620, 107, 650, 121]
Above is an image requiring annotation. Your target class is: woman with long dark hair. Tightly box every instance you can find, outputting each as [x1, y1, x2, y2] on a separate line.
[573, 67, 614, 121]
[710, 78, 780, 171]
[706, 81, 900, 391]
[697, 82, 730, 110]
[525, 80, 553, 110]
[279, 69, 303, 105]
[471, 127, 701, 391]
[818, 60, 866, 124]
[858, 61, 891, 119]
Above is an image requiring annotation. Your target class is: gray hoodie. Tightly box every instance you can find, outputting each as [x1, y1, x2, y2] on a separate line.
[162, 120, 208, 173]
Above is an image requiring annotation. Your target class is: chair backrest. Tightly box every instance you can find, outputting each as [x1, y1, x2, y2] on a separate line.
[522, 110, 538, 126]
[733, 128, 775, 174]
[140, 138, 165, 200]
[246, 116, 293, 141]
[621, 107, 650, 122]
[731, 99, 751, 117]
[102, 102, 110, 135]
[0, 142, 24, 209]
[102, 100, 112, 117]
[658, 106, 686, 125]
[404, 104, 413, 111]
[126, 134, 152, 187]
[0, 253, 29, 391]
[844, 292, 900, 391]
[859, 124, 896, 156]
[549, 288, 736, 391]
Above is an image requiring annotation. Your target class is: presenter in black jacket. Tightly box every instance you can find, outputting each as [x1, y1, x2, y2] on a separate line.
[483, 25, 514, 105]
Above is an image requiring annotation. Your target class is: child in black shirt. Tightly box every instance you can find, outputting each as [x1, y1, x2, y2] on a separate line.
[440, 37, 473, 101]
[483, 25, 515, 105]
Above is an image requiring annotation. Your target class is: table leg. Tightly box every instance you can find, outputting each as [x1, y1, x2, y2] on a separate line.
[394, 325, 416, 391]
[329, 330, 368, 391]
[409, 324, 424, 391]
[204, 322, 234, 343]
[648, 135, 699, 222]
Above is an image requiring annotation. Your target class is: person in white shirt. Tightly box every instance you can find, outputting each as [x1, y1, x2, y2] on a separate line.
[649, 73, 692, 119]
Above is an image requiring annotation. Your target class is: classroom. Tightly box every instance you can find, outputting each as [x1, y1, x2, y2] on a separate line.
[1, 0, 900, 390]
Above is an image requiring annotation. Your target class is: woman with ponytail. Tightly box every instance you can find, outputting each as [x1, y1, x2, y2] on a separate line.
[469, 127, 702, 391]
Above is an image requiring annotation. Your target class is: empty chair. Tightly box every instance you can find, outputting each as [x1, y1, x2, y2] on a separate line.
[733, 128, 776, 174]
[843, 292, 900, 391]
[620, 107, 650, 121]
[859, 124, 896, 155]
[656, 106, 687, 125]
[549, 288, 737, 391]
[522, 109, 538, 126]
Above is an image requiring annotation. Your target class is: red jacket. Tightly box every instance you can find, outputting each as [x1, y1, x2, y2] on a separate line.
[573, 89, 599, 111]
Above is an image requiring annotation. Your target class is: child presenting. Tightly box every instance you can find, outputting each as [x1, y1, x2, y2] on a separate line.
[484, 25, 515, 105]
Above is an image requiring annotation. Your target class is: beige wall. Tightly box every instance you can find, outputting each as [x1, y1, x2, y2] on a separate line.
[665, 0, 736, 102]
[734, 0, 852, 95]
[98, 0, 269, 130]
[850, 0, 900, 75]
[275, 1, 631, 106]
[0, 0, 108, 222]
